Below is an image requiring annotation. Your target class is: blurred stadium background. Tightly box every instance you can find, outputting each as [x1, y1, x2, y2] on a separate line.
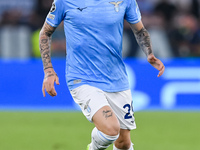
[0, 0, 200, 150]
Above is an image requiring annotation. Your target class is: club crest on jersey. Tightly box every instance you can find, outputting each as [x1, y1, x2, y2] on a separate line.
[50, 2, 56, 13]
[84, 99, 91, 113]
[109, 1, 123, 12]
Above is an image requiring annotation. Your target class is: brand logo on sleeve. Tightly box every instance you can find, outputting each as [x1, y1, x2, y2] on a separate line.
[73, 79, 82, 84]
[47, 13, 55, 20]
[109, 1, 123, 12]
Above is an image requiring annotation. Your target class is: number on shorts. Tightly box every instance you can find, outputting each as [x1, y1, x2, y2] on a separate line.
[123, 104, 132, 119]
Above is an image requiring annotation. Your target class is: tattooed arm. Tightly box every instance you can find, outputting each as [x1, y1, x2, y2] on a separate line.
[129, 21, 165, 77]
[39, 22, 55, 70]
[39, 22, 60, 97]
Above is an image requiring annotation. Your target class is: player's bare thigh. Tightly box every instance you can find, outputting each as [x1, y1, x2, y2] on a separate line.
[92, 105, 120, 136]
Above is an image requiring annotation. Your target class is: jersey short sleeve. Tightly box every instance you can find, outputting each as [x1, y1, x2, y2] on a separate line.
[125, 0, 141, 24]
[46, 0, 65, 27]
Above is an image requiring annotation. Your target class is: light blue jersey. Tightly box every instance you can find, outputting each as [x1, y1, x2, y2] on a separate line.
[46, 0, 141, 92]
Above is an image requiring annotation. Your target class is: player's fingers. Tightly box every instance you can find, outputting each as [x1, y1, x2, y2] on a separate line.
[158, 61, 164, 70]
[157, 65, 165, 77]
[47, 90, 56, 97]
[50, 86, 57, 96]
[49, 89, 57, 97]
[46, 85, 57, 97]
[42, 84, 46, 97]
[55, 76, 60, 85]
[153, 59, 162, 70]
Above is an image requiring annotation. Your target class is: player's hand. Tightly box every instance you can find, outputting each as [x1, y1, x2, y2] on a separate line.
[147, 53, 165, 77]
[42, 69, 60, 97]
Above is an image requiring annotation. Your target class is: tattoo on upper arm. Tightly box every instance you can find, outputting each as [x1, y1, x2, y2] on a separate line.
[135, 27, 153, 56]
[103, 110, 113, 119]
[39, 22, 56, 70]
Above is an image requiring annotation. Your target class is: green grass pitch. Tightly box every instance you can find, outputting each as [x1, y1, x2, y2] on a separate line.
[0, 112, 199, 150]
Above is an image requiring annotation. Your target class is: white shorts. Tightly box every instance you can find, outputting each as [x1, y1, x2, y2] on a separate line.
[70, 84, 136, 130]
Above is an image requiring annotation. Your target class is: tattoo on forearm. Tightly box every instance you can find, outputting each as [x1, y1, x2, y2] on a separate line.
[44, 66, 53, 70]
[39, 22, 56, 70]
[42, 51, 52, 68]
[45, 74, 54, 79]
[44, 70, 57, 79]
[46, 71, 52, 74]
[40, 39, 49, 53]
[135, 28, 153, 56]
[103, 110, 113, 119]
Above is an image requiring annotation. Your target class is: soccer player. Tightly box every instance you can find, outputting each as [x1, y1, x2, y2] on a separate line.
[39, 0, 165, 150]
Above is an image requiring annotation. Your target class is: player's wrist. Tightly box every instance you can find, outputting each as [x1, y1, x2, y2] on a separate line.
[147, 53, 155, 58]
[44, 67, 55, 74]
[44, 66, 53, 71]
[44, 69, 57, 79]
[147, 53, 156, 63]
[147, 53, 154, 57]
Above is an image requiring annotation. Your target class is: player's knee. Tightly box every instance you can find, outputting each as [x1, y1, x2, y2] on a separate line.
[104, 122, 120, 136]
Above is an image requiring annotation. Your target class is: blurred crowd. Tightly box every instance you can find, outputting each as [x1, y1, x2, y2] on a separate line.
[0, 0, 200, 58]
